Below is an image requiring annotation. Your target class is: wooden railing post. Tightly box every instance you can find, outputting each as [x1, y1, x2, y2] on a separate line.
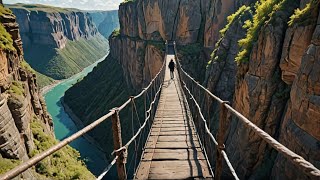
[215, 102, 228, 180]
[111, 108, 127, 180]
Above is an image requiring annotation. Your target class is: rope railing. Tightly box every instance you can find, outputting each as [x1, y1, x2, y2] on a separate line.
[180, 73, 239, 180]
[173, 41, 320, 178]
[0, 43, 167, 180]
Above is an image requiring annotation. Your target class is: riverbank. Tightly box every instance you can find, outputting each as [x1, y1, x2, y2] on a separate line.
[41, 80, 63, 95]
[61, 98, 107, 154]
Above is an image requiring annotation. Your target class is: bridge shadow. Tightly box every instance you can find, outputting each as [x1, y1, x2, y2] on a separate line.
[173, 80, 206, 178]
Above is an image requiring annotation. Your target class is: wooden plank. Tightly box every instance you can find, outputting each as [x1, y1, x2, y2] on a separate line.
[135, 53, 212, 179]
[146, 160, 212, 179]
[141, 149, 206, 161]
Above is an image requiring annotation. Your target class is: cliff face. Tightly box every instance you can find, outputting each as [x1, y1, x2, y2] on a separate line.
[0, 5, 52, 178]
[0, 5, 95, 179]
[204, 0, 320, 179]
[11, 8, 97, 49]
[7, 4, 109, 81]
[89, 10, 119, 38]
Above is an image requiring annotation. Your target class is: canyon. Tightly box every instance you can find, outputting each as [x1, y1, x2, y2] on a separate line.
[0, 3, 94, 179]
[6, 4, 116, 86]
[65, 0, 320, 179]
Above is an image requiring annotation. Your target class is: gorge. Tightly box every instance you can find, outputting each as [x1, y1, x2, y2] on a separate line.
[0, 0, 319, 179]
[64, 0, 320, 179]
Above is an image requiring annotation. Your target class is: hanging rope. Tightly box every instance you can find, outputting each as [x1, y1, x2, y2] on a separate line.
[96, 156, 118, 180]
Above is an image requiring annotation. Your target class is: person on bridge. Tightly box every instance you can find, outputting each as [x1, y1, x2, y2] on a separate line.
[168, 59, 175, 79]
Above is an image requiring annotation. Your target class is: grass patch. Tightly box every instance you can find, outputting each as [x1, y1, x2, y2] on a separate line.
[288, 0, 320, 26]
[0, 6, 15, 51]
[30, 118, 95, 179]
[0, 158, 21, 174]
[8, 81, 24, 96]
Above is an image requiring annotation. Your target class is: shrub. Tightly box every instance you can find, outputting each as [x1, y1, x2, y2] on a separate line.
[111, 28, 121, 38]
[288, 0, 320, 26]
[30, 118, 95, 179]
[220, 6, 250, 36]
[236, 0, 287, 63]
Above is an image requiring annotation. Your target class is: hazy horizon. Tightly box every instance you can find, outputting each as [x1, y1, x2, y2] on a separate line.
[3, 0, 122, 11]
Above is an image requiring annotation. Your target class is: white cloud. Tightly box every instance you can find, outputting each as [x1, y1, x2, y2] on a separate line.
[3, 0, 123, 10]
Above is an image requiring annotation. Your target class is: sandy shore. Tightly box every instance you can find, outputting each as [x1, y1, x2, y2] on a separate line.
[61, 98, 107, 154]
[40, 80, 63, 95]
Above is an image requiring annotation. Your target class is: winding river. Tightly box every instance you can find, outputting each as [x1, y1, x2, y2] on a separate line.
[44, 55, 108, 176]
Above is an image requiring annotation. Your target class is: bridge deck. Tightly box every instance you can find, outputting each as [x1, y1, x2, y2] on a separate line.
[135, 54, 212, 179]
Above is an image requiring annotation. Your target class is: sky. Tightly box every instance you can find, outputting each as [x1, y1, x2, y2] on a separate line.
[3, 0, 123, 10]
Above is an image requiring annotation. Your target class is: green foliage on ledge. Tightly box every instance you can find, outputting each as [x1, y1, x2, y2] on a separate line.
[8, 81, 25, 96]
[111, 28, 120, 38]
[220, 6, 251, 37]
[235, 0, 293, 63]
[0, 6, 15, 51]
[30, 118, 95, 179]
[288, 0, 320, 26]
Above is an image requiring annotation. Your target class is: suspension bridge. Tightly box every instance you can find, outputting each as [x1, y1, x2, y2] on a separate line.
[1, 41, 319, 180]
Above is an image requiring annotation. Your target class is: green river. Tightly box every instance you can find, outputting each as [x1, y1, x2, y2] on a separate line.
[44, 55, 112, 177]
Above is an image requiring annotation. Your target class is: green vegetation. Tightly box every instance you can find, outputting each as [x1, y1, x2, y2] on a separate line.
[111, 28, 120, 38]
[35, 72, 55, 89]
[30, 118, 95, 179]
[20, 60, 55, 88]
[6, 3, 80, 13]
[235, 0, 285, 63]
[0, 6, 15, 51]
[288, 0, 320, 26]
[8, 81, 25, 96]
[220, 6, 251, 37]
[26, 35, 109, 80]
[0, 158, 21, 174]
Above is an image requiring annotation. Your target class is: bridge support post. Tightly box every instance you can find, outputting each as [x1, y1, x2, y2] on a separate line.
[111, 108, 127, 180]
[215, 102, 228, 180]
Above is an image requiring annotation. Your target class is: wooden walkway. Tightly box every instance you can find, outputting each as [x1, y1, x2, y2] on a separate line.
[135, 54, 212, 179]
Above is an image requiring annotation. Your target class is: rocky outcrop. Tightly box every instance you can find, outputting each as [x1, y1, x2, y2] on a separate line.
[272, 2, 320, 178]
[119, 0, 234, 47]
[89, 10, 119, 38]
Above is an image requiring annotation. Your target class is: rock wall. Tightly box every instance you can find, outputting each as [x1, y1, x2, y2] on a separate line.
[204, 0, 320, 179]
[11, 8, 97, 49]
[0, 5, 52, 178]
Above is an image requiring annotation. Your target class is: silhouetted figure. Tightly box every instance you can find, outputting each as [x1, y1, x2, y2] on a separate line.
[168, 59, 175, 79]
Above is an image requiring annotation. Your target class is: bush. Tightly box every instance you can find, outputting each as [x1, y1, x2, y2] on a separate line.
[30, 119, 95, 179]
[235, 0, 298, 63]
[111, 29, 120, 38]
[288, 0, 320, 26]
[220, 6, 250, 36]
